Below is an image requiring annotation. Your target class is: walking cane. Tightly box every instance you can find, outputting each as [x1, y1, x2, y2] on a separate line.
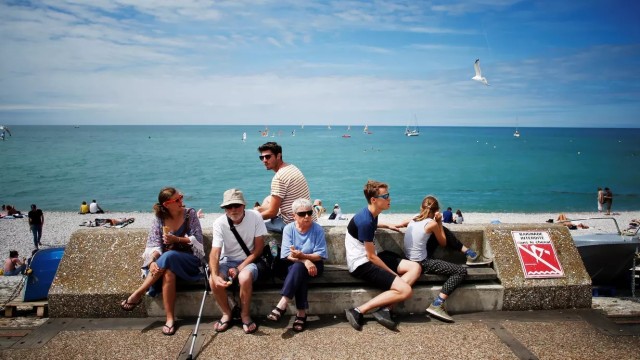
[187, 264, 211, 360]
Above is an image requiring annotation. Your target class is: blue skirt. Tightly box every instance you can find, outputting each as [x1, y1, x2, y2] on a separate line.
[148, 250, 203, 296]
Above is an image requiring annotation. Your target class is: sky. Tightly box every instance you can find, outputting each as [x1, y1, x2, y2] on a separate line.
[1, 0, 639, 128]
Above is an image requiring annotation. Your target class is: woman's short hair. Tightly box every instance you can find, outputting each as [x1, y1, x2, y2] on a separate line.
[291, 198, 312, 214]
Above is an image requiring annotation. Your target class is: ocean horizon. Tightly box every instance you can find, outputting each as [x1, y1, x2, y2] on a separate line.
[1, 125, 638, 214]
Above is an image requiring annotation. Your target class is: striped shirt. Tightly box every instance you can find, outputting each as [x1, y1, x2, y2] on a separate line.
[271, 164, 313, 224]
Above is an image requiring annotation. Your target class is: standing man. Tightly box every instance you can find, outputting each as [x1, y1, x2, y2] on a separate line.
[28, 204, 44, 249]
[603, 187, 613, 215]
[209, 189, 268, 334]
[344, 180, 421, 331]
[257, 141, 314, 233]
[90, 199, 104, 214]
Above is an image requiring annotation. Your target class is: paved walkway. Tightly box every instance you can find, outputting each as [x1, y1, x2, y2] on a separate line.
[0, 309, 639, 360]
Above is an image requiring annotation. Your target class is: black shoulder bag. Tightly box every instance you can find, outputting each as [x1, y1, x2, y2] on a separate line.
[226, 215, 273, 281]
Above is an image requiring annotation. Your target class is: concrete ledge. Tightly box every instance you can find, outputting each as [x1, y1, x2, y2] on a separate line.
[147, 283, 504, 317]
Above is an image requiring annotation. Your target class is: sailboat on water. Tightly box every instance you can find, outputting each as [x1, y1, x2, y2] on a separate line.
[405, 115, 420, 137]
[363, 125, 372, 134]
[513, 117, 521, 137]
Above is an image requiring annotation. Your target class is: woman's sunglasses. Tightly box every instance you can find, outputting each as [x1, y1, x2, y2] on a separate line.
[163, 194, 184, 206]
[296, 210, 314, 217]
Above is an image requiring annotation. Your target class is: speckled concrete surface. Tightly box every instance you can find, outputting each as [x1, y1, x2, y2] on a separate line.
[1, 310, 638, 360]
[485, 224, 592, 310]
[503, 320, 640, 360]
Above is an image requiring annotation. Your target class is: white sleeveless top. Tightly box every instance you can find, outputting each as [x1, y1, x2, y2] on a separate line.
[403, 217, 434, 262]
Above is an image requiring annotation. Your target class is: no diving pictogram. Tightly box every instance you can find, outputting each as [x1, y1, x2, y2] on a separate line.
[512, 231, 564, 278]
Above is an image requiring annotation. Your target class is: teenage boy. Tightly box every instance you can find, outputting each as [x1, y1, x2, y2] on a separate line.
[344, 180, 421, 330]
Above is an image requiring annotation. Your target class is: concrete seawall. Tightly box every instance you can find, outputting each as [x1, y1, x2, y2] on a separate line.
[48, 224, 591, 318]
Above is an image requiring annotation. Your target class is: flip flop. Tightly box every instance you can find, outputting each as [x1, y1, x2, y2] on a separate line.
[120, 297, 142, 311]
[242, 321, 258, 334]
[162, 324, 176, 336]
[214, 319, 231, 333]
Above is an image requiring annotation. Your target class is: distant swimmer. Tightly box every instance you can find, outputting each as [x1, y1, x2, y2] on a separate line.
[472, 59, 489, 86]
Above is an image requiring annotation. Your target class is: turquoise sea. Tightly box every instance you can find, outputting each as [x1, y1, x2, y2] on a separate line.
[1, 125, 638, 214]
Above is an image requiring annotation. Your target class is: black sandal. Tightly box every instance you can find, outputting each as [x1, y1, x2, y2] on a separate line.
[292, 315, 307, 332]
[267, 306, 285, 322]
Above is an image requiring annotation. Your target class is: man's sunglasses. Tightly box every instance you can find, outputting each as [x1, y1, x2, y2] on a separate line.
[224, 203, 243, 210]
[374, 193, 390, 200]
[163, 194, 184, 205]
[296, 210, 314, 217]
[259, 154, 273, 161]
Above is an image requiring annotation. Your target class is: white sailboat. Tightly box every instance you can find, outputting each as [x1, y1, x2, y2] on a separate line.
[363, 125, 372, 134]
[242, 132, 247, 142]
[405, 115, 420, 137]
[513, 117, 521, 137]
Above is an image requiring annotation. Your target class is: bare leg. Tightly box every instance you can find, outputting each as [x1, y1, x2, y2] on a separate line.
[356, 277, 413, 314]
[125, 269, 165, 304]
[238, 269, 256, 332]
[162, 269, 177, 327]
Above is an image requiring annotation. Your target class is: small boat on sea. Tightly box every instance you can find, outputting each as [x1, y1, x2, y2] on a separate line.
[22, 247, 65, 301]
[341, 134, 351, 138]
[363, 125, 372, 134]
[513, 129, 520, 137]
[570, 218, 640, 286]
[405, 115, 420, 137]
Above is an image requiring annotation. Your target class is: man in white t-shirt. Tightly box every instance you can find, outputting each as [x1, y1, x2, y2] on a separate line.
[89, 200, 104, 214]
[209, 188, 268, 335]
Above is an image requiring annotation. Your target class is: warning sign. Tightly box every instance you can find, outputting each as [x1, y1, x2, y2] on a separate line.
[512, 231, 564, 279]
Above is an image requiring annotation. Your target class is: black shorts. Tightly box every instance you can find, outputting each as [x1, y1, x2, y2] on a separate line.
[351, 251, 402, 290]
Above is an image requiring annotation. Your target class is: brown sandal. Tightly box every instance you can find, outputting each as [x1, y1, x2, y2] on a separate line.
[267, 306, 285, 322]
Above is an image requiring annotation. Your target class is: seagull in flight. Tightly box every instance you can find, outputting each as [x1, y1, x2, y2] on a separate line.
[472, 59, 489, 86]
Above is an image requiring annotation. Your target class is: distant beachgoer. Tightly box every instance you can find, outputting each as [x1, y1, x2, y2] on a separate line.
[90, 200, 104, 214]
[331, 204, 348, 220]
[79, 201, 90, 214]
[454, 209, 464, 224]
[556, 214, 589, 229]
[28, 204, 44, 249]
[93, 217, 135, 227]
[442, 207, 453, 224]
[603, 187, 613, 215]
[120, 187, 205, 336]
[3, 251, 26, 276]
[257, 142, 314, 233]
[313, 199, 326, 218]
[597, 187, 604, 213]
[6, 205, 22, 217]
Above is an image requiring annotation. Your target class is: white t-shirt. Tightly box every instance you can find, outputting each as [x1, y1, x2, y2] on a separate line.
[89, 202, 99, 213]
[212, 210, 268, 261]
[403, 217, 434, 262]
